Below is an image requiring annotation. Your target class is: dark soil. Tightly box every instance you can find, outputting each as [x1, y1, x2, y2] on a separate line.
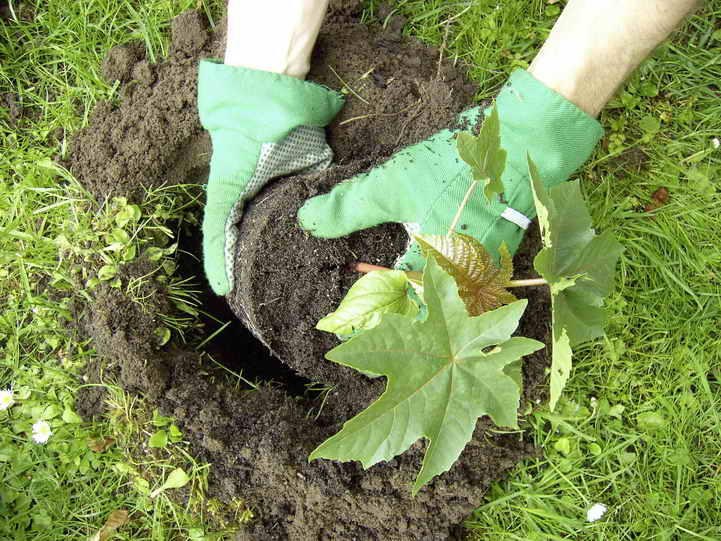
[69, 5, 551, 540]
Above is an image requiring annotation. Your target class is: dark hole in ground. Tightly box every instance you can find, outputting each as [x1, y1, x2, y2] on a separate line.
[177, 222, 312, 396]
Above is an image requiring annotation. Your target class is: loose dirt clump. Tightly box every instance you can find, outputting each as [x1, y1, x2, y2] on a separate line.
[69, 6, 550, 540]
[66, 9, 223, 203]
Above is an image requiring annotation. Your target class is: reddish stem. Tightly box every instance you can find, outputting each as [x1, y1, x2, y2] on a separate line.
[350, 262, 393, 274]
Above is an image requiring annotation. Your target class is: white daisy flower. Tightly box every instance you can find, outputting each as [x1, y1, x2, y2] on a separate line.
[713, 138, 720, 149]
[586, 503, 608, 522]
[32, 420, 52, 444]
[0, 389, 14, 410]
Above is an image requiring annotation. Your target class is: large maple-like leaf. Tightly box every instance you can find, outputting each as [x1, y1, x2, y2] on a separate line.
[309, 258, 544, 494]
[456, 106, 507, 201]
[415, 233, 517, 316]
[527, 156, 624, 410]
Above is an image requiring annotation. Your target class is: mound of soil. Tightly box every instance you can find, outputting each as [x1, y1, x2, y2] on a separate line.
[69, 6, 550, 540]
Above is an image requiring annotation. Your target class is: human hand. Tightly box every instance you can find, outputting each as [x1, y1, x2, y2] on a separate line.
[297, 69, 603, 270]
[198, 61, 344, 295]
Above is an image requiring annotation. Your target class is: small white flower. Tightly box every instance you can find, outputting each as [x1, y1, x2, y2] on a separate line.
[713, 138, 720, 149]
[0, 389, 14, 410]
[586, 503, 608, 522]
[32, 420, 52, 444]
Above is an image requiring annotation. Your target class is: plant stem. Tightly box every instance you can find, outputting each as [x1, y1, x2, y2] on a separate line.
[447, 180, 479, 236]
[351, 262, 392, 273]
[507, 278, 548, 287]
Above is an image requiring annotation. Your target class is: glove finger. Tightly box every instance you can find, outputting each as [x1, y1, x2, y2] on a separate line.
[202, 177, 242, 296]
[393, 240, 425, 272]
[297, 172, 400, 238]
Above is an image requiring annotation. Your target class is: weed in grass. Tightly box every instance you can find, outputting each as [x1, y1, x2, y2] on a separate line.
[0, 0, 231, 538]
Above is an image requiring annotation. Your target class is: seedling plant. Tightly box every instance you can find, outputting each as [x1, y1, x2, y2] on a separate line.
[312, 107, 623, 494]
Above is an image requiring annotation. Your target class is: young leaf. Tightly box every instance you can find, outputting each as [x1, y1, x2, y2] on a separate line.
[415, 233, 517, 316]
[456, 106, 507, 201]
[148, 430, 168, 448]
[528, 156, 624, 410]
[316, 270, 418, 334]
[309, 258, 544, 494]
[150, 468, 189, 498]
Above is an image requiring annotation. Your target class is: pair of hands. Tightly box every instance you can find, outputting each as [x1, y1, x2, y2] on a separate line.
[198, 61, 602, 296]
[201, 0, 702, 297]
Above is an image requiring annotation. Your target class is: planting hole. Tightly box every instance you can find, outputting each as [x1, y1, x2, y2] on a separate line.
[177, 226, 311, 396]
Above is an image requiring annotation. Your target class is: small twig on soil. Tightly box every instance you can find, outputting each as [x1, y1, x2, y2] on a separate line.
[338, 98, 423, 127]
[359, 65, 377, 80]
[394, 96, 425, 146]
[328, 65, 369, 105]
[507, 278, 548, 287]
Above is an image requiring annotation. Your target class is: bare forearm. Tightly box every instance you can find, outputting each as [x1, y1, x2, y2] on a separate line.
[529, 0, 700, 117]
[224, 0, 328, 79]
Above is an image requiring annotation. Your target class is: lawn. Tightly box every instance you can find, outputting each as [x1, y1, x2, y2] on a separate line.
[1, 0, 720, 539]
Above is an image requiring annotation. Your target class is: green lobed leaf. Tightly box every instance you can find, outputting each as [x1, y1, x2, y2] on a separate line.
[528, 155, 624, 410]
[316, 270, 418, 334]
[309, 257, 544, 494]
[456, 106, 507, 201]
[415, 233, 516, 316]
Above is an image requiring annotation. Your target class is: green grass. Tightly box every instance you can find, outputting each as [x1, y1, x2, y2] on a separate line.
[0, 0, 232, 539]
[385, 1, 721, 539]
[2, 0, 721, 539]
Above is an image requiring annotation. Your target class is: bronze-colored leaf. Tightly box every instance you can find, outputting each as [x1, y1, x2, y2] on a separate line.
[415, 233, 517, 316]
[87, 437, 115, 453]
[89, 509, 130, 541]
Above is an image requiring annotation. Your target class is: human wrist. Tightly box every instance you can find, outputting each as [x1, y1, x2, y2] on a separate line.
[224, 0, 329, 79]
[528, 53, 610, 118]
[493, 70, 603, 217]
[527, 0, 700, 117]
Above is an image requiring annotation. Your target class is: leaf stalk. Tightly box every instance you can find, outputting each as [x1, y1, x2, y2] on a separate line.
[447, 179, 480, 236]
[507, 278, 548, 288]
[350, 262, 391, 274]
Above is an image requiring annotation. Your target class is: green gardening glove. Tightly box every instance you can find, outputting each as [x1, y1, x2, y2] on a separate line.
[198, 60, 344, 295]
[298, 70, 603, 269]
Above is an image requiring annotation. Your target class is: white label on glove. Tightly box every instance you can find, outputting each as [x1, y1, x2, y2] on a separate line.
[501, 207, 531, 230]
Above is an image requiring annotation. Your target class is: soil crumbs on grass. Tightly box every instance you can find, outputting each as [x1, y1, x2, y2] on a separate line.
[69, 6, 550, 540]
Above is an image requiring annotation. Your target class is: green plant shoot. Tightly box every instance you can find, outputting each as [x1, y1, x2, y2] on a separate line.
[527, 155, 624, 410]
[456, 106, 507, 202]
[316, 270, 418, 334]
[309, 257, 544, 495]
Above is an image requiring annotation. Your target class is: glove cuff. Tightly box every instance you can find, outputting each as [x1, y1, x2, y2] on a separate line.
[496, 69, 604, 219]
[198, 60, 345, 142]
